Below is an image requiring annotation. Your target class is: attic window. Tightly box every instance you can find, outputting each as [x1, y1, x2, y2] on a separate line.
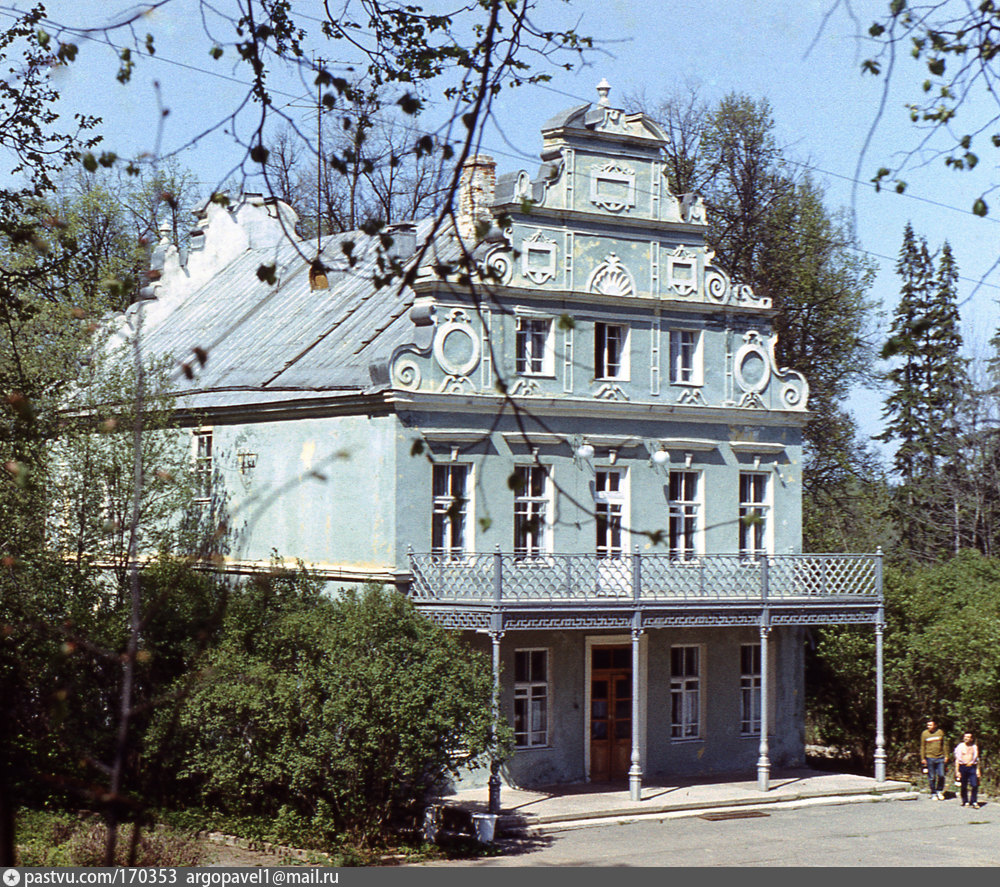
[309, 260, 329, 291]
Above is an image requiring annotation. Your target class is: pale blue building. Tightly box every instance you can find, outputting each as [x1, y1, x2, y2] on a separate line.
[135, 85, 885, 807]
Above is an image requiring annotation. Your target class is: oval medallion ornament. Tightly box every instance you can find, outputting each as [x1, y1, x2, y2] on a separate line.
[433, 311, 481, 378]
[734, 334, 771, 394]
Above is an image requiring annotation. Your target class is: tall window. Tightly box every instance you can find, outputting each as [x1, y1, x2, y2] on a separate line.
[740, 644, 762, 736]
[668, 471, 699, 560]
[739, 472, 769, 558]
[194, 430, 213, 502]
[513, 465, 549, 556]
[669, 329, 702, 385]
[515, 317, 552, 375]
[594, 469, 625, 558]
[432, 464, 469, 558]
[514, 649, 549, 747]
[595, 322, 628, 380]
[671, 645, 700, 739]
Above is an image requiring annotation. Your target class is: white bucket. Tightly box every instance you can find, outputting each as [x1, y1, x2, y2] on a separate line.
[472, 812, 498, 843]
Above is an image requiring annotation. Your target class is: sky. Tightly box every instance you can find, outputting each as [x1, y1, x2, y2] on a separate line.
[22, 0, 1000, 458]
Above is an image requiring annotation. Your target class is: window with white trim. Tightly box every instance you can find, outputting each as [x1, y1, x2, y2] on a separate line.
[739, 472, 769, 558]
[595, 322, 629, 380]
[513, 465, 549, 556]
[671, 645, 700, 739]
[667, 470, 700, 560]
[594, 469, 625, 558]
[193, 429, 213, 502]
[514, 648, 548, 747]
[432, 464, 469, 558]
[515, 317, 553, 376]
[669, 329, 703, 385]
[740, 643, 762, 736]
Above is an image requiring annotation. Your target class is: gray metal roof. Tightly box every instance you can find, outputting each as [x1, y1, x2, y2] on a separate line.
[139, 216, 458, 401]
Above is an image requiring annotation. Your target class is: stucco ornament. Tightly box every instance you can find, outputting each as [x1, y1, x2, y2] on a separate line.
[590, 160, 636, 213]
[677, 387, 707, 406]
[481, 243, 514, 285]
[587, 253, 636, 296]
[704, 251, 771, 309]
[509, 378, 542, 397]
[521, 230, 558, 284]
[594, 383, 629, 402]
[665, 246, 699, 297]
[733, 331, 810, 412]
[433, 309, 481, 379]
[392, 358, 422, 390]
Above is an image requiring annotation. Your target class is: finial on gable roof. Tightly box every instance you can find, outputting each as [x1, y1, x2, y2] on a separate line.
[596, 78, 611, 107]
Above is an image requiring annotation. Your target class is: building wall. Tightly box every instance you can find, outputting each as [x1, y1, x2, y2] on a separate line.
[455, 627, 804, 790]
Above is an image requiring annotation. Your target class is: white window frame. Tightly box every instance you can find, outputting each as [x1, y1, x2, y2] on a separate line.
[513, 464, 551, 557]
[667, 470, 702, 561]
[595, 322, 630, 381]
[594, 468, 628, 558]
[431, 463, 471, 559]
[740, 643, 762, 737]
[670, 644, 702, 740]
[669, 329, 703, 386]
[193, 428, 213, 503]
[515, 317, 554, 376]
[514, 648, 549, 748]
[739, 471, 771, 559]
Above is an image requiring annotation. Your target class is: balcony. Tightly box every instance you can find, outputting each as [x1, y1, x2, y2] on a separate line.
[407, 550, 882, 606]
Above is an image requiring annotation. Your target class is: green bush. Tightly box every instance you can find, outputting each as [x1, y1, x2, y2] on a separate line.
[149, 574, 498, 845]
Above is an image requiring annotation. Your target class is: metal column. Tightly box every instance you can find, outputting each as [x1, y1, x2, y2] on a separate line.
[488, 625, 503, 814]
[628, 616, 643, 801]
[756, 557, 771, 792]
[874, 607, 886, 783]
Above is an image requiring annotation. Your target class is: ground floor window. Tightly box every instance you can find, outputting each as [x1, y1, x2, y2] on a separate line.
[740, 643, 762, 736]
[670, 645, 700, 739]
[514, 648, 549, 747]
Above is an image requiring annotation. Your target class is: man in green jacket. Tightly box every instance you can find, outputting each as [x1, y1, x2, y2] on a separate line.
[920, 718, 947, 800]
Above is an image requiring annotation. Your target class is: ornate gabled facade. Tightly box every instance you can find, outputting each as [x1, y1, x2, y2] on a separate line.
[135, 84, 885, 807]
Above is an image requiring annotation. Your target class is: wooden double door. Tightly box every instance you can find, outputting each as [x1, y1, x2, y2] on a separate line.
[590, 645, 632, 782]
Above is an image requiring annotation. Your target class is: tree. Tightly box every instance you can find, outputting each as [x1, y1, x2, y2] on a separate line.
[149, 578, 499, 846]
[879, 225, 969, 560]
[851, 0, 1000, 216]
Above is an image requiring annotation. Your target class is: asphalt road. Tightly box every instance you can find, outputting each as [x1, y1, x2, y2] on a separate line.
[420, 796, 1000, 867]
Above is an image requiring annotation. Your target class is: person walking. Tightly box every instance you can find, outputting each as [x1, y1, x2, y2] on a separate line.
[920, 718, 947, 800]
[954, 732, 982, 808]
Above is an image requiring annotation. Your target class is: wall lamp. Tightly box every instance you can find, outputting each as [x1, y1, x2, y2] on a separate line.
[572, 435, 595, 472]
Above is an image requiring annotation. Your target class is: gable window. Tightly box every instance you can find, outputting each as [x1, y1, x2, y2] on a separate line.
[193, 429, 213, 502]
[671, 645, 701, 739]
[740, 644, 762, 736]
[739, 472, 769, 559]
[515, 317, 553, 375]
[669, 329, 703, 385]
[514, 648, 549, 747]
[513, 465, 549, 556]
[594, 469, 625, 558]
[667, 471, 700, 561]
[432, 464, 469, 558]
[595, 322, 629, 380]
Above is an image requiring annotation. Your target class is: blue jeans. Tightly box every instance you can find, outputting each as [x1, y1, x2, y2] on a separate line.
[926, 756, 945, 794]
[959, 764, 979, 805]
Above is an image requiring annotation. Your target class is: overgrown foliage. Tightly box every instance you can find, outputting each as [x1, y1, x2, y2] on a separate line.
[810, 551, 1000, 768]
[148, 577, 499, 846]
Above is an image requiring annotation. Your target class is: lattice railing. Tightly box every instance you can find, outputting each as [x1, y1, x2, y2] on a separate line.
[407, 551, 881, 604]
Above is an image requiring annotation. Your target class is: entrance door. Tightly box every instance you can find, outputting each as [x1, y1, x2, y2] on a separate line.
[590, 645, 632, 782]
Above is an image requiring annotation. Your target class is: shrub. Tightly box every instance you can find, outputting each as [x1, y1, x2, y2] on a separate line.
[149, 575, 498, 845]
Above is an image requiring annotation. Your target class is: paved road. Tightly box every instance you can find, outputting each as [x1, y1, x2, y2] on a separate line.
[421, 797, 1000, 867]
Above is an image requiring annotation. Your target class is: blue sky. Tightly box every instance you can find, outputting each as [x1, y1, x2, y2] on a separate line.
[29, 0, 1000, 455]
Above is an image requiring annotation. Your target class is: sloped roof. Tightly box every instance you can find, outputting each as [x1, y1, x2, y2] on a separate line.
[136, 215, 457, 404]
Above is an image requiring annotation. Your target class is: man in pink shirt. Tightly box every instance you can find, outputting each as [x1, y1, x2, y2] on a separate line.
[954, 732, 982, 808]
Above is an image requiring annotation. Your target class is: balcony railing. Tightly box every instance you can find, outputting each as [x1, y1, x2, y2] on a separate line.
[407, 549, 882, 604]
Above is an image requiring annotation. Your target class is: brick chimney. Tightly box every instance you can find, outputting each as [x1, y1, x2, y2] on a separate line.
[456, 154, 496, 245]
